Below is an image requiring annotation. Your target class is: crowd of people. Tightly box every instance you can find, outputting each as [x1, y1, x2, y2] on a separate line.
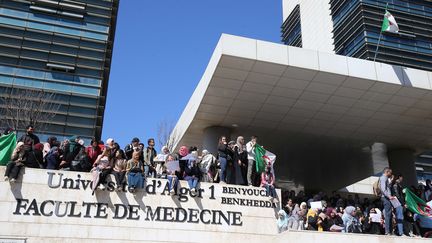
[3, 126, 431, 237]
[3, 126, 278, 201]
[277, 168, 432, 238]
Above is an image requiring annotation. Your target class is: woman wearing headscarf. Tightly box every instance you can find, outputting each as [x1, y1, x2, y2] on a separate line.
[298, 202, 308, 230]
[154, 145, 169, 178]
[59, 136, 82, 169]
[233, 136, 246, 185]
[325, 207, 344, 232]
[306, 208, 319, 231]
[199, 150, 217, 183]
[178, 146, 189, 159]
[287, 200, 301, 230]
[45, 146, 60, 170]
[277, 210, 289, 233]
[342, 206, 361, 233]
[126, 151, 145, 193]
[4, 142, 25, 182]
[228, 138, 245, 185]
[25, 143, 44, 168]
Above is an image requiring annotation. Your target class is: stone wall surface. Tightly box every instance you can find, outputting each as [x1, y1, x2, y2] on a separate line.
[0, 167, 281, 243]
[274, 230, 430, 243]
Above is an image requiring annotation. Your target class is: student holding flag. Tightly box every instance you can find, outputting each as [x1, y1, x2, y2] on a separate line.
[404, 187, 432, 237]
[246, 136, 258, 186]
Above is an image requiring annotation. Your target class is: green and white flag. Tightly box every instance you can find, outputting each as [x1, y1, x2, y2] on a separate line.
[0, 132, 16, 165]
[381, 10, 399, 33]
[254, 144, 276, 174]
[403, 188, 432, 217]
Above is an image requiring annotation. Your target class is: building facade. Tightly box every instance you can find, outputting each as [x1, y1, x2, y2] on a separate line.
[0, 0, 119, 141]
[282, 0, 432, 71]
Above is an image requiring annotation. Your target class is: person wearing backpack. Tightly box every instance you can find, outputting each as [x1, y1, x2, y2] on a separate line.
[379, 167, 396, 235]
[199, 150, 216, 182]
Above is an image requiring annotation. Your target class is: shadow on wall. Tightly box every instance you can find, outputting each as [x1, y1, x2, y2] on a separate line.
[392, 65, 413, 87]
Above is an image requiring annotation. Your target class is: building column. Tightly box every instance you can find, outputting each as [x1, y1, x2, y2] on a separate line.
[371, 143, 390, 174]
[202, 126, 231, 155]
[387, 149, 418, 187]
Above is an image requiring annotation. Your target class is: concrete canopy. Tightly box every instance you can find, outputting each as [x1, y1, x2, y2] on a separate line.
[172, 34, 432, 190]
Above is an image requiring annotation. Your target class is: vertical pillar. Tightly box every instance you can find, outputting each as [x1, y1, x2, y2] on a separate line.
[371, 143, 390, 174]
[387, 149, 417, 187]
[202, 126, 231, 155]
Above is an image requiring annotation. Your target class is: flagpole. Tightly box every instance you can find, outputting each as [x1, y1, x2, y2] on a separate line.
[374, 3, 388, 62]
[373, 32, 383, 62]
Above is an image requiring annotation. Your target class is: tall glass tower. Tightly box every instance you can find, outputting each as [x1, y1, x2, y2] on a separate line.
[282, 0, 432, 72]
[0, 0, 119, 141]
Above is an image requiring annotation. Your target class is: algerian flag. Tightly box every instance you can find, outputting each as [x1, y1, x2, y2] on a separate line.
[0, 132, 16, 165]
[381, 10, 399, 33]
[403, 188, 432, 217]
[254, 144, 276, 174]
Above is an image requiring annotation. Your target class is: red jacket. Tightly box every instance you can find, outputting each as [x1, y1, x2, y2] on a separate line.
[86, 146, 102, 164]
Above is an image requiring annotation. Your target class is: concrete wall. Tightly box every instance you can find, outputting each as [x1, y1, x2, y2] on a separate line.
[0, 167, 281, 243]
[273, 230, 430, 243]
[282, 0, 335, 53]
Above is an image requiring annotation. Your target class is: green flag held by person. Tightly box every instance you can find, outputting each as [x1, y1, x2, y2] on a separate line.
[254, 144, 276, 174]
[403, 187, 432, 217]
[0, 132, 16, 165]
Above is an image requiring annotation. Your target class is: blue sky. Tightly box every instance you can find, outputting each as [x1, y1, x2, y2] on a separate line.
[102, 1, 283, 149]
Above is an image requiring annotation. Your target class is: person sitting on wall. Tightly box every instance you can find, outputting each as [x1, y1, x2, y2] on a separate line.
[124, 137, 140, 160]
[4, 142, 25, 183]
[45, 146, 60, 170]
[260, 164, 278, 203]
[112, 149, 127, 191]
[86, 138, 102, 165]
[154, 146, 169, 178]
[143, 138, 157, 178]
[199, 149, 217, 183]
[18, 125, 40, 155]
[59, 136, 82, 170]
[184, 156, 201, 194]
[126, 151, 145, 193]
[43, 136, 58, 158]
[91, 147, 113, 195]
[165, 154, 180, 196]
[25, 143, 44, 168]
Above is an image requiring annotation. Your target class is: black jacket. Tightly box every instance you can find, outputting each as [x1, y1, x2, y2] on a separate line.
[25, 149, 43, 168]
[185, 165, 201, 179]
[217, 144, 228, 159]
[18, 133, 40, 152]
[391, 182, 405, 205]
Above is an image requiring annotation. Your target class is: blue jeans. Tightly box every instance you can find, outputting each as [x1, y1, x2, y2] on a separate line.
[187, 177, 199, 189]
[265, 184, 276, 198]
[219, 157, 227, 182]
[395, 205, 404, 236]
[381, 197, 393, 234]
[167, 175, 178, 192]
